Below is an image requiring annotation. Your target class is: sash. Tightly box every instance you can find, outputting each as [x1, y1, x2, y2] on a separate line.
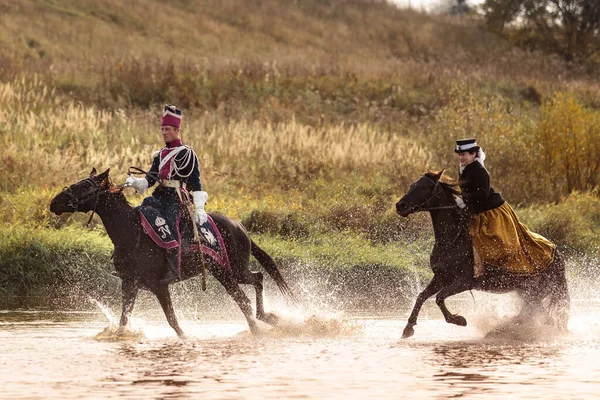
[158, 145, 188, 173]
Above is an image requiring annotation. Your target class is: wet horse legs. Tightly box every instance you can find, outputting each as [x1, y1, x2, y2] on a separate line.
[237, 271, 279, 326]
[154, 285, 185, 337]
[402, 276, 443, 338]
[435, 279, 473, 327]
[212, 268, 260, 334]
[119, 279, 139, 329]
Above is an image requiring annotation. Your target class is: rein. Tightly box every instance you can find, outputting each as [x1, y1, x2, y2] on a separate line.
[415, 176, 466, 246]
[128, 166, 160, 183]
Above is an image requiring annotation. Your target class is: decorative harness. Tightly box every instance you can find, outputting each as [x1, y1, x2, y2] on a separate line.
[62, 177, 109, 225]
[408, 176, 469, 247]
[408, 176, 459, 213]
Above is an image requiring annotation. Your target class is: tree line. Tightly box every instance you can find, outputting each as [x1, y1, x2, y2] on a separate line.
[481, 0, 600, 63]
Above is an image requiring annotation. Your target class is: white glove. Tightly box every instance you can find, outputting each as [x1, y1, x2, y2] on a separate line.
[192, 191, 209, 225]
[124, 175, 148, 195]
[455, 195, 466, 209]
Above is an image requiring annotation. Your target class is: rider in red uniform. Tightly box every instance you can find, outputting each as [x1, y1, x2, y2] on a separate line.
[125, 104, 208, 283]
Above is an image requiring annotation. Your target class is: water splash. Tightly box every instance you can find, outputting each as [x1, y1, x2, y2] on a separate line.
[265, 313, 362, 337]
[87, 297, 117, 326]
[483, 313, 567, 342]
[87, 296, 145, 341]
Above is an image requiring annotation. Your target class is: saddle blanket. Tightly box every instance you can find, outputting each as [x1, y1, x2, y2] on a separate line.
[137, 206, 230, 271]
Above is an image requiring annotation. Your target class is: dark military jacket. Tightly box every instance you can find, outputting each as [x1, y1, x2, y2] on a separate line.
[145, 139, 202, 193]
[458, 161, 504, 214]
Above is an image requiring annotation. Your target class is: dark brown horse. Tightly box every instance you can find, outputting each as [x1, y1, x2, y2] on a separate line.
[395, 171, 569, 338]
[49, 168, 296, 336]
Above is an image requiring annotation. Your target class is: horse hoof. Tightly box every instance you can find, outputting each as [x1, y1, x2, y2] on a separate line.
[248, 321, 261, 335]
[448, 315, 467, 326]
[402, 326, 415, 338]
[260, 312, 279, 326]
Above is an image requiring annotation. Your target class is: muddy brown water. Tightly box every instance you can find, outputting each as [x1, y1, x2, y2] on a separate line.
[2, 294, 600, 399]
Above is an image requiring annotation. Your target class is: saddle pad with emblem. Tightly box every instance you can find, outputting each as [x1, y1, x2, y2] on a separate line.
[137, 206, 231, 271]
[137, 206, 179, 249]
[187, 215, 231, 271]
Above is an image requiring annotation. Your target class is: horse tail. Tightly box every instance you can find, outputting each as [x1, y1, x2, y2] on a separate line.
[250, 240, 297, 303]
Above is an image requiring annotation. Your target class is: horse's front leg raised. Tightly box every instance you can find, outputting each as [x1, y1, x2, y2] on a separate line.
[119, 279, 139, 329]
[403, 276, 443, 338]
[154, 285, 185, 337]
[435, 278, 473, 327]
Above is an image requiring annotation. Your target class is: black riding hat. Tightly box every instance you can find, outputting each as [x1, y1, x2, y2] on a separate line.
[454, 138, 480, 153]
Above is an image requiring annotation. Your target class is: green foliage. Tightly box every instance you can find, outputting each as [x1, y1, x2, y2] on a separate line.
[533, 93, 600, 195]
[423, 89, 600, 203]
[0, 225, 114, 298]
[517, 191, 600, 255]
[251, 231, 432, 274]
[482, 0, 600, 64]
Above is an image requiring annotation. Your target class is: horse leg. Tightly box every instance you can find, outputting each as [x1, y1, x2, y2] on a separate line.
[154, 285, 185, 337]
[252, 272, 266, 320]
[553, 273, 570, 332]
[435, 279, 473, 327]
[213, 269, 260, 334]
[532, 256, 570, 332]
[402, 276, 443, 338]
[118, 279, 139, 329]
[237, 271, 279, 326]
[515, 290, 541, 322]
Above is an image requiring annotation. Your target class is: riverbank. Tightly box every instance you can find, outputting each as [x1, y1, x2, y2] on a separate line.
[2, 0, 600, 311]
[1, 191, 598, 310]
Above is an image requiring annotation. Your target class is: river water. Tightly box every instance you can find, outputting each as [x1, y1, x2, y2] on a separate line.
[2, 295, 600, 399]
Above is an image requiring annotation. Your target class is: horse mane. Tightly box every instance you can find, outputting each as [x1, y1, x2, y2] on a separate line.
[424, 171, 461, 197]
[98, 174, 131, 206]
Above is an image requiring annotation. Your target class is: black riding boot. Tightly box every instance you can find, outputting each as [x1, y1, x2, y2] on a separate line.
[160, 249, 181, 284]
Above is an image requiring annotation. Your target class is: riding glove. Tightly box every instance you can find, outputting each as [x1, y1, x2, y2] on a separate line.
[124, 175, 149, 195]
[192, 191, 209, 225]
[455, 195, 466, 209]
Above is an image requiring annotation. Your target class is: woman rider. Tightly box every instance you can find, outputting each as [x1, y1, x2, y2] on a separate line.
[455, 138, 556, 276]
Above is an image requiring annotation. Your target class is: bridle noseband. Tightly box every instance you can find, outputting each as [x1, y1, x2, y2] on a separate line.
[62, 177, 107, 225]
[408, 176, 458, 213]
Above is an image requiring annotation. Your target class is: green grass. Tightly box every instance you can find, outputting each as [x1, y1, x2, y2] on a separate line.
[2, 190, 598, 299]
[518, 191, 600, 255]
[0, 225, 114, 298]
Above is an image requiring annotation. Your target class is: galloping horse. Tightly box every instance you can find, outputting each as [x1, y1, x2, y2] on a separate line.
[395, 171, 569, 338]
[50, 168, 296, 336]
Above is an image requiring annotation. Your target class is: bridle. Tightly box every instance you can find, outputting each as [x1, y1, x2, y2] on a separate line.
[406, 176, 459, 213]
[62, 177, 108, 225]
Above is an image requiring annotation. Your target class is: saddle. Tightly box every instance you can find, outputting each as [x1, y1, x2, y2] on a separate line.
[137, 205, 230, 271]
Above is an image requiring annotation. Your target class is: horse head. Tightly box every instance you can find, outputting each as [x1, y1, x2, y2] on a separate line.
[395, 170, 448, 217]
[50, 168, 114, 215]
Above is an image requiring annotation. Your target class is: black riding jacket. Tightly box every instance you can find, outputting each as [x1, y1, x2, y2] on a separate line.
[458, 161, 505, 214]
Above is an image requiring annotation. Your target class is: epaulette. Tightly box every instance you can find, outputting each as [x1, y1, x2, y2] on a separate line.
[152, 150, 160, 159]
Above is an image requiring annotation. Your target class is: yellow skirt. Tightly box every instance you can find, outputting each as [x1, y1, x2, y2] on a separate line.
[469, 202, 556, 276]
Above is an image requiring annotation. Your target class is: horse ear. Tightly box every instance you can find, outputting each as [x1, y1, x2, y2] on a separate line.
[434, 169, 445, 180]
[97, 168, 111, 188]
[90, 168, 97, 177]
